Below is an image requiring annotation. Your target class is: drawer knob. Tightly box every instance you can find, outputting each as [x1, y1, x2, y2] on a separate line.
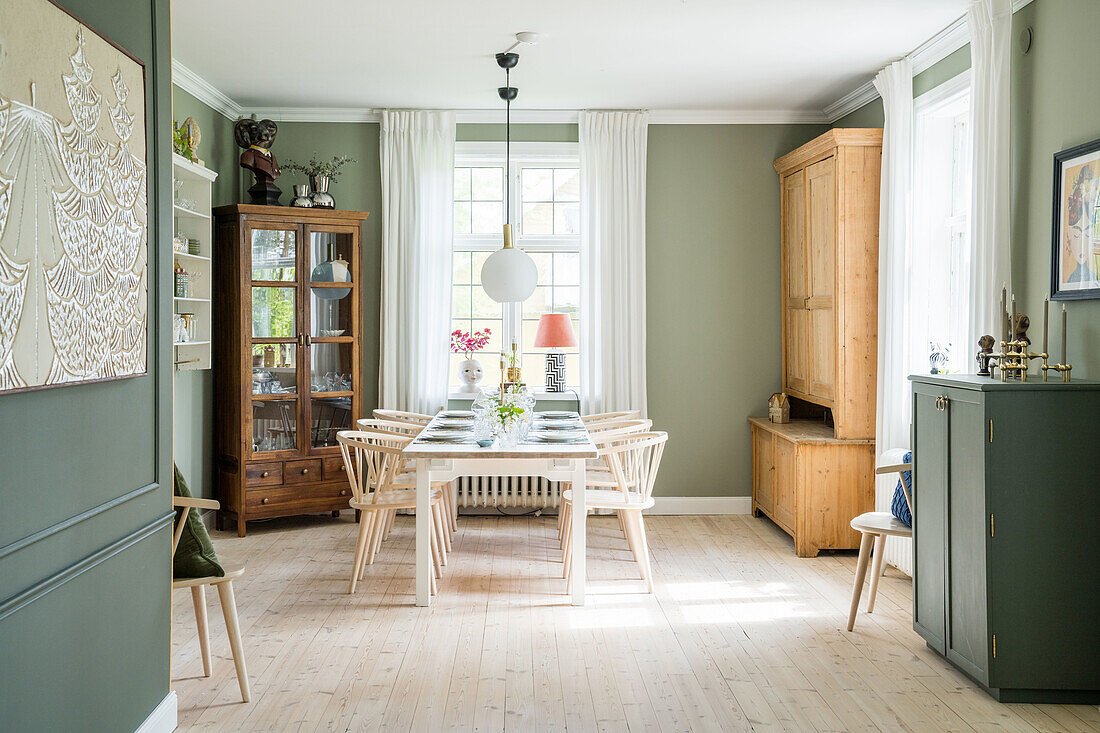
[261, 497, 269, 504]
[340, 489, 348, 496]
[339, 465, 345, 471]
[261, 471, 269, 478]
[301, 468, 309, 475]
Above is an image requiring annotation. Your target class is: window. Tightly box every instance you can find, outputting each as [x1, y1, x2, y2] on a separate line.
[451, 143, 581, 392]
[911, 75, 972, 375]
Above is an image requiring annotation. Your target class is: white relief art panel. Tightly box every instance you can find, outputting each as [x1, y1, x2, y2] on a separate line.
[0, 0, 148, 394]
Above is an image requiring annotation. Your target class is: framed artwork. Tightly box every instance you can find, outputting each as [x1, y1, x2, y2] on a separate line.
[1051, 137, 1100, 300]
[0, 0, 148, 395]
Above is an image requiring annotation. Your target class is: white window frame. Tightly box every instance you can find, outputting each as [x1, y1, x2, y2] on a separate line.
[911, 70, 972, 374]
[451, 141, 581, 394]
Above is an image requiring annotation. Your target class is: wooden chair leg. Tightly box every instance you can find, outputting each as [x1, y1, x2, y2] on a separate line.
[621, 509, 644, 578]
[433, 504, 448, 565]
[847, 532, 875, 632]
[449, 483, 459, 533]
[349, 512, 374, 594]
[634, 512, 655, 593]
[367, 510, 386, 568]
[191, 585, 211, 677]
[430, 521, 443, 580]
[215, 580, 251, 703]
[867, 534, 887, 613]
[561, 510, 572, 577]
[559, 503, 571, 551]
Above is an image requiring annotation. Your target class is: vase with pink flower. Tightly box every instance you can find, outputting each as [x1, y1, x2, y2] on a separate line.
[451, 328, 491, 393]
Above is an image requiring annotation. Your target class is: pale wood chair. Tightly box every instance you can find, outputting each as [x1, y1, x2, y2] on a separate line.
[337, 429, 449, 595]
[373, 409, 434, 426]
[171, 496, 250, 703]
[558, 418, 652, 538]
[580, 410, 641, 425]
[846, 450, 913, 632]
[356, 418, 456, 545]
[560, 431, 668, 592]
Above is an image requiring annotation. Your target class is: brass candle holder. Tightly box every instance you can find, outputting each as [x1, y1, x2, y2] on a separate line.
[983, 289, 1072, 383]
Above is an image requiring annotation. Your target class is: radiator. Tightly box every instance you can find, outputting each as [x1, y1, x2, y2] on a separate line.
[455, 475, 562, 508]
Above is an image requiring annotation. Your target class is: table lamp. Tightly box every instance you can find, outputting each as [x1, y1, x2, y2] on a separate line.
[533, 313, 577, 392]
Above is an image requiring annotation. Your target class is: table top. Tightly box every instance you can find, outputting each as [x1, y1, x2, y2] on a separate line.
[402, 413, 598, 460]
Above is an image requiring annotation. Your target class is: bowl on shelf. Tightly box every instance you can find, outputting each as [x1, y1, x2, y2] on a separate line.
[319, 329, 345, 337]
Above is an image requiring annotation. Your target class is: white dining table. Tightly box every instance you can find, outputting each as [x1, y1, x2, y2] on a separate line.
[401, 415, 598, 607]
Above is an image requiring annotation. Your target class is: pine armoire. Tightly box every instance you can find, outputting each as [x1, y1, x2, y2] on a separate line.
[750, 129, 882, 557]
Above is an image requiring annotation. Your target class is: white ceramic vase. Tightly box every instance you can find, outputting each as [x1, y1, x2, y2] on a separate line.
[457, 358, 483, 393]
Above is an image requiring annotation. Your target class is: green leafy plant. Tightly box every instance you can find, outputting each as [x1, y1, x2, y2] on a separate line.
[283, 155, 356, 182]
[172, 120, 196, 162]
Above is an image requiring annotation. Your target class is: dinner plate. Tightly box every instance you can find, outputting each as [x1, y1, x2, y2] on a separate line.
[421, 429, 473, 440]
[528, 431, 587, 442]
[433, 418, 473, 428]
[538, 421, 583, 430]
[537, 411, 579, 419]
[438, 410, 474, 418]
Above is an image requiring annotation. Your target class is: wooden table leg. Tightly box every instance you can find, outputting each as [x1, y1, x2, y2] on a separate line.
[570, 459, 586, 605]
[415, 459, 431, 606]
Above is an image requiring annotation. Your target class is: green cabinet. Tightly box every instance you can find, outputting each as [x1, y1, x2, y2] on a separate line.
[910, 374, 1100, 704]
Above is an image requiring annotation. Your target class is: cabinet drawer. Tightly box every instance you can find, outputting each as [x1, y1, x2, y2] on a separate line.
[323, 456, 349, 481]
[284, 459, 322, 484]
[245, 483, 351, 511]
[245, 462, 282, 487]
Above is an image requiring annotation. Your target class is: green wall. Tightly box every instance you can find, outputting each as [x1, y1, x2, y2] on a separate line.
[834, 0, 1100, 380]
[171, 85, 238, 499]
[0, 0, 174, 730]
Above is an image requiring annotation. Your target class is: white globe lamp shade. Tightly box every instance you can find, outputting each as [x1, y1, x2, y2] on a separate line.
[481, 246, 537, 302]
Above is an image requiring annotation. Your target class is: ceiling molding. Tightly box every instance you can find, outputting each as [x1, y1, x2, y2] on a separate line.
[171, 59, 241, 120]
[825, 0, 1035, 124]
[245, 107, 382, 123]
[823, 80, 880, 124]
[648, 109, 828, 124]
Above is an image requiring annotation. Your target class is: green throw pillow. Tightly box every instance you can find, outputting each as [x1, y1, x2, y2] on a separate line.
[173, 465, 225, 579]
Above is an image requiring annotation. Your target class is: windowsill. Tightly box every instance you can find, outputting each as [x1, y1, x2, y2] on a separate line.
[448, 389, 580, 402]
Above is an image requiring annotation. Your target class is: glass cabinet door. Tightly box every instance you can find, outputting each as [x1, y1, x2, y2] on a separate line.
[249, 224, 302, 455]
[305, 226, 357, 449]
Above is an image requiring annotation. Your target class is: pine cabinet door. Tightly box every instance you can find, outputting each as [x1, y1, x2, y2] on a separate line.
[752, 428, 775, 516]
[806, 157, 836, 404]
[782, 170, 809, 396]
[773, 437, 797, 531]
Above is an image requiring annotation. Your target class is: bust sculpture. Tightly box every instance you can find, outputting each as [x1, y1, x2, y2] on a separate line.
[234, 118, 282, 205]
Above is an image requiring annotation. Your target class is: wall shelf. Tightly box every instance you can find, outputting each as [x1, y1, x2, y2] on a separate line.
[173, 155, 217, 371]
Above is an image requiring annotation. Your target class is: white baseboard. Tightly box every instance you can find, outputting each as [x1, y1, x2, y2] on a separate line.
[135, 691, 176, 733]
[650, 496, 752, 515]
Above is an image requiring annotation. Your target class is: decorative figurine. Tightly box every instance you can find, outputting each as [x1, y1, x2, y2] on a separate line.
[976, 334, 996, 377]
[1013, 313, 1031, 347]
[768, 392, 790, 424]
[181, 116, 202, 164]
[234, 118, 282, 205]
[929, 341, 951, 374]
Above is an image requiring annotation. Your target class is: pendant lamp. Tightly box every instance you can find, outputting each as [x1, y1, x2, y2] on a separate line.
[480, 50, 537, 303]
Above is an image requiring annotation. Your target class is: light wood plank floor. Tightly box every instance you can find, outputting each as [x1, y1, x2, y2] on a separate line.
[172, 514, 1099, 732]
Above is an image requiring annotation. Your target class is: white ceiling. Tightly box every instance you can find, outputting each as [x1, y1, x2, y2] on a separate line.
[170, 0, 968, 115]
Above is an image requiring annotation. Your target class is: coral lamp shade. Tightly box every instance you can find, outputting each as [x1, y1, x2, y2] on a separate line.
[533, 313, 578, 348]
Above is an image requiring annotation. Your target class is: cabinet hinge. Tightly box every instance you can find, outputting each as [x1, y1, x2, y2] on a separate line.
[990, 513, 994, 538]
[992, 634, 997, 659]
[989, 419, 993, 443]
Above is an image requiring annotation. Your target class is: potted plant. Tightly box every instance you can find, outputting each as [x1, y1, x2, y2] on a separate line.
[451, 328, 491, 393]
[283, 154, 356, 208]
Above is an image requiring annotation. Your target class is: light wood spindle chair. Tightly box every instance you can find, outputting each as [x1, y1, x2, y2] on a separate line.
[373, 409, 434, 426]
[580, 410, 641, 425]
[557, 418, 652, 539]
[560, 431, 668, 592]
[846, 450, 913, 632]
[171, 496, 250, 703]
[337, 429, 448, 594]
[368, 411, 459, 534]
[356, 418, 456, 547]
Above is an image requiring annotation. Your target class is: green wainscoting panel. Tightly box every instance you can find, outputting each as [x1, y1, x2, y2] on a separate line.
[0, 0, 174, 730]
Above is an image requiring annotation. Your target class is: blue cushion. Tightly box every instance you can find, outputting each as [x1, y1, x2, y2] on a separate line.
[890, 451, 913, 527]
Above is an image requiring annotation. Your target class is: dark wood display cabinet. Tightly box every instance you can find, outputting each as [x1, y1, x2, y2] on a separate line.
[910, 374, 1100, 703]
[212, 205, 369, 536]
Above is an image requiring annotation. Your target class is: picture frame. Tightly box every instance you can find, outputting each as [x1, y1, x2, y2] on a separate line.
[1051, 137, 1100, 300]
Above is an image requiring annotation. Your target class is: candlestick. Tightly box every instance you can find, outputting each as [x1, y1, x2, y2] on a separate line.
[1043, 296, 1049, 355]
[1061, 304, 1067, 365]
[1011, 295, 1016, 341]
[1001, 284, 1007, 343]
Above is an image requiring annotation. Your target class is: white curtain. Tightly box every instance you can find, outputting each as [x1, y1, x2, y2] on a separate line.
[578, 110, 649, 416]
[967, 0, 1012, 346]
[378, 110, 455, 414]
[873, 59, 914, 574]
